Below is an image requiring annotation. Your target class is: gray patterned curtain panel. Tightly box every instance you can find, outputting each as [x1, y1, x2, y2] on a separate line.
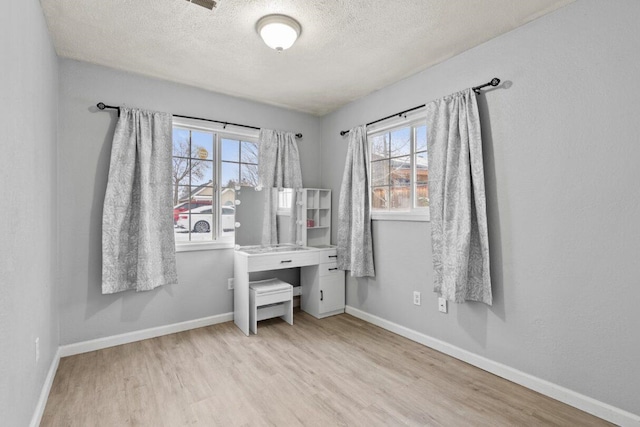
[337, 125, 375, 278]
[257, 129, 303, 246]
[102, 107, 178, 294]
[426, 89, 492, 305]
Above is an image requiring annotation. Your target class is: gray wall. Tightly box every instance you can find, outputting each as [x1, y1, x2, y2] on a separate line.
[57, 59, 321, 345]
[0, 2, 60, 426]
[320, 0, 640, 416]
[6, 1, 638, 423]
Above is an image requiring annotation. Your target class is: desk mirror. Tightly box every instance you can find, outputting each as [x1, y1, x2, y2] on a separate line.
[235, 187, 300, 247]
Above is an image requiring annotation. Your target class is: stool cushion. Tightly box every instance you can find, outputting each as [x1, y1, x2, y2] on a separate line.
[249, 278, 292, 294]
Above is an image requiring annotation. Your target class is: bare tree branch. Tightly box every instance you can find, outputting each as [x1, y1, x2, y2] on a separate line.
[172, 137, 210, 205]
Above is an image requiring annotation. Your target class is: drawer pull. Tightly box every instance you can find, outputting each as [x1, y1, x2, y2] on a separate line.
[320, 290, 324, 301]
[328, 267, 338, 271]
[280, 260, 292, 264]
[328, 255, 337, 259]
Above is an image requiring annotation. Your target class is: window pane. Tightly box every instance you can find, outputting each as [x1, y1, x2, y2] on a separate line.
[221, 161, 240, 188]
[390, 185, 410, 210]
[370, 133, 389, 160]
[371, 187, 389, 210]
[174, 188, 194, 240]
[240, 163, 259, 187]
[174, 187, 214, 242]
[172, 155, 190, 186]
[371, 160, 389, 186]
[415, 152, 428, 184]
[415, 184, 429, 208]
[189, 211, 214, 241]
[241, 141, 258, 164]
[189, 186, 214, 208]
[173, 186, 191, 225]
[416, 125, 427, 152]
[173, 128, 190, 157]
[220, 205, 236, 237]
[174, 185, 192, 207]
[390, 156, 411, 185]
[190, 160, 214, 187]
[390, 127, 411, 157]
[221, 138, 240, 162]
[220, 187, 235, 207]
[191, 131, 214, 160]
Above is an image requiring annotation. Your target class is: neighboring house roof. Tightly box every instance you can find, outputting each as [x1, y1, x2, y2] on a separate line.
[179, 182, 238, 204]
[178, 180, 213, 203]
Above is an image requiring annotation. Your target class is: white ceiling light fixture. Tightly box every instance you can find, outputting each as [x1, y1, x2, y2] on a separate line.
[256, 14, 301, 52]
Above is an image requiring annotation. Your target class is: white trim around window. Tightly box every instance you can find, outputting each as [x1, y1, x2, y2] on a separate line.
[371, 210, 430, 222]
[172, 117, 258, 252]
[368, 111, 430, 222]
[172, 116, 259, 140]
[175, 241, 235, 252]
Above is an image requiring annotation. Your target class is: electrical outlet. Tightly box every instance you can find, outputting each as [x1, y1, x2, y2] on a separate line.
[438, 297, 448, 313]
[227, 278, 234, 290]
[413, 291, 421, 306]
[35, 337, 40, 363]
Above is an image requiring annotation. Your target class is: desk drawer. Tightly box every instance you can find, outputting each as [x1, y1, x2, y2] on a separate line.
[319, 247, 338, 264]
[320, 261, 342, 277]
[248, 251, 319, 272]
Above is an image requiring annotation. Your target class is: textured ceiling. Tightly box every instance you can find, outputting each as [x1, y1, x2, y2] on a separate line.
[41, 0, 572, 115]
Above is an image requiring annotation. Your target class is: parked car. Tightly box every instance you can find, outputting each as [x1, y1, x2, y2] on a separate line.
[173, 200, 212, 223]
[176, 205, 235, 233]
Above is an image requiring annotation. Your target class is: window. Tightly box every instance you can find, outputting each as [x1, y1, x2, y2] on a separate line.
[171, 120, 258, 249]
[369, 121, 429, 220]
[221, 138, 259, 189]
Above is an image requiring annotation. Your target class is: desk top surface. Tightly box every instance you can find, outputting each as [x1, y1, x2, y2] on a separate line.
[235, 244, 335, 257]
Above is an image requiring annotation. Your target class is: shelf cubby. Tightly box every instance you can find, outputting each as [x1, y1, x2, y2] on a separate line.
[298, 188, 332, 247]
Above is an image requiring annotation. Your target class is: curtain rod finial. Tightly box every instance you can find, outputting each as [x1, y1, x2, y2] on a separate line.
[97, 102, 106, 110]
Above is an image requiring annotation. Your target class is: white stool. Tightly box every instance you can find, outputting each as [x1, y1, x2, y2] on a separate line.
[249, 278, 293, 335]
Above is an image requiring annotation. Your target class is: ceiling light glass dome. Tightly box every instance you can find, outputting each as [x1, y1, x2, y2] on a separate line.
[256, 14, 301, 51]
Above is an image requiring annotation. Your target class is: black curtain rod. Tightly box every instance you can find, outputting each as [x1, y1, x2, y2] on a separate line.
[96, 103, 303, 138]
[339, 77, 500, 136]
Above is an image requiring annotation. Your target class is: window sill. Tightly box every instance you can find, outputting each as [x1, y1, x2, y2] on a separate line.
[175, 240, 235, 253]
[371, 211, 430, 222]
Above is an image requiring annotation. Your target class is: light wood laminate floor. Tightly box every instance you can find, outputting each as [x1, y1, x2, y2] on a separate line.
[42, 312, 611, 426]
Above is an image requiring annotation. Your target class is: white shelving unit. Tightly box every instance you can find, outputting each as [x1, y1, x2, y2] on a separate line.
[296, 188, 345, 319]
[298, 188, 332, 248]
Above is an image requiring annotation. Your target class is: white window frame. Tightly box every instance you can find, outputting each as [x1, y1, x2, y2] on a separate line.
[368, 112, 430, 222]
[172, 117, 259, 252]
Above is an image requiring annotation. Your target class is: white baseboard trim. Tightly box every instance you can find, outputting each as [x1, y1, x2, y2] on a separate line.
[30, 348, 61, 427]
[59, 312, 234, 358]
[345, 306, 640, 427]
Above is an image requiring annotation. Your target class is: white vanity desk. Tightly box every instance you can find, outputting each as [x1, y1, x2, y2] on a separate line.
[233, 244, 345, 336]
